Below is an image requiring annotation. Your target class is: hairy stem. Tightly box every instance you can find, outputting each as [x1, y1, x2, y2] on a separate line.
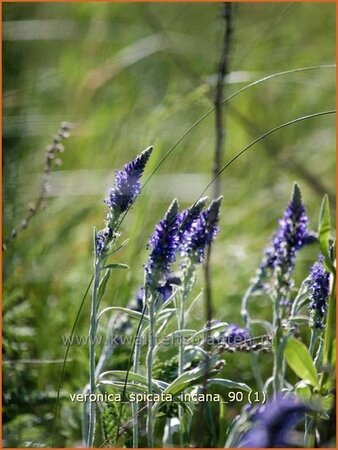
[272, 292, 283, 396]
[322, 273, 336, 372]
[132, 286, 147, 448]
[309, 328, 320, 358]
[178, 289, 185, 377]
[87, 258, 101, 447]
[177, 288, 185, 446]
[241, 283, 264, 391]
[146, 294, 155, 448]
[132, 336, 142, 448]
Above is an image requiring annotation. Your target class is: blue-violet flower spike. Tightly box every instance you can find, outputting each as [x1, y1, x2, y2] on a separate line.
[146, 199, 179, 286]
[106, 146, 153, 213]
[182, 196, 222, 263]
[178, 197, 209, 244]
[307, 257, 330, 329]
[262, 183, 309, 276]
[95, 146, 153, 255]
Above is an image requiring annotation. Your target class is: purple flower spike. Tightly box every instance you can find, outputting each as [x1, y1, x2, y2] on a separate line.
[95, 146, 153, 255]
[238, 394, 307, 448]
[106, 146, 153, 213]
[307, 257, 330, 329]
[181, 197, 222, 263]
[262, 184, 309, 276]
[146, 199, 180, 286]
[178, 197, 208, 243]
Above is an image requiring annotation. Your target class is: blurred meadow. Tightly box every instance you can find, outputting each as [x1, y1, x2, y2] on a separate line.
[2, 2, 336, 447]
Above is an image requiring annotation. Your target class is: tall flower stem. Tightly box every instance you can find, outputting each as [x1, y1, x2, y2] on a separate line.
[272, 286, 285, 396]
[241, 284, 264, 391]
[87, 255, 102, 447]
[132, 335, 141, 447]
[132, 283, 147, 448]
[305, 319, 329, 447]
[146, 290, 156, 448]
[177, 289, 185, 446]
[177, 263, 194, 444]
[321, 273, 336, 379]
[178, 289, 185, 377]
[178, 262, 194, 376]
[308, 328, 320, 358]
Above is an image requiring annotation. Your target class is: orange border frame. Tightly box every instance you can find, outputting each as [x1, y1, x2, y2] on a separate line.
[0, 1, 336, 450]
[1, 0, 337, 3]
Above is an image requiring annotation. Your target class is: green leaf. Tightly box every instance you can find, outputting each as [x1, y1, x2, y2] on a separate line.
[288, 315, 311, 326]
[294, 380, 312, 401]
[318, 194, 334, 273]
[99, 380, 151, 395]
[321, 393, 334, 412]
[163, 356, 219, 396]
[207, 378, 251, 392]
[331, 339, 336, 366]
[98, 370, 166, 393]
[97, 268, 111, 304]
[107, 238, 129, 256]
[102, 263, 129, 270]
[97, 306, 149, 322]
[285, 337, 319, 387]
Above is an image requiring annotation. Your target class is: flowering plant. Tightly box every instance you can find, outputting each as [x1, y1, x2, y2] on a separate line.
[82, 148, 335, 448]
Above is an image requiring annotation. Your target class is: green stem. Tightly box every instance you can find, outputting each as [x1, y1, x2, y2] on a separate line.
[87, 258, 101, 447]
[272, 293, 283, 396]
[146, 294, 155, 448]
[304, 327, 319, 447]
[309, 328, 319, 358]
[322, 274, 336, 371]
[178, 289, 185, 446]
[178, 290, 185, 376]
[304, 417, 316, 447]
[132, 296, 146, 448]
[179, 262, 193, 375]
[218, 399, 227, 447]
[132, 337, 141, 448]
[241, 284, 264, 391]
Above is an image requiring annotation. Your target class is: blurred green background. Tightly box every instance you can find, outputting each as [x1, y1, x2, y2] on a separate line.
[3, 2, 335, 447]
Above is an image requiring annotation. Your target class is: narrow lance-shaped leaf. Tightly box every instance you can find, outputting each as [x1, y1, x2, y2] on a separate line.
[285, 336, 319, 387]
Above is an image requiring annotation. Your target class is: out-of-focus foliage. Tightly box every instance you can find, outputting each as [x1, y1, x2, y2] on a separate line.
[3, 2, 335, 447]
